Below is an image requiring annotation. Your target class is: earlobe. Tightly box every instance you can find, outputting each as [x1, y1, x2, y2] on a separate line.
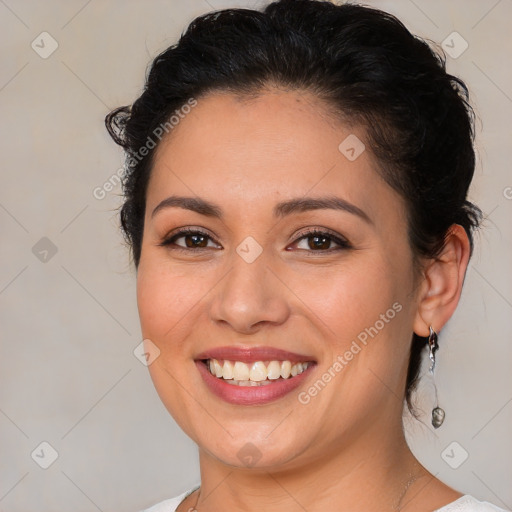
[413, 224, 471, 337]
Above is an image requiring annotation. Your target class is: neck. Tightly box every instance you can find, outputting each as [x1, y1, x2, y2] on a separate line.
[192, 422, 430, 512]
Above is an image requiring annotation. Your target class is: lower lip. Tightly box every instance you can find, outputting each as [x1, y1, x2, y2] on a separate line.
[196, 361, 315, 405]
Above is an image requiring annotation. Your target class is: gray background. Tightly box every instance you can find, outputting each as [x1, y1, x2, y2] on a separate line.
[0, 1, 511, 511]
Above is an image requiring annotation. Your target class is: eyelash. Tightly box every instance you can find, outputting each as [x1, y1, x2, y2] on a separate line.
[292, 228, 352, 252]
[158, 227, 351, 253]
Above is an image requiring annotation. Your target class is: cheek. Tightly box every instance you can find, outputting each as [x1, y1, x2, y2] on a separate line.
[289, 254, 412, 392]
[136, 260, 210, 433]
[136, 260, 212, 348]
[289, 259, 401, 338]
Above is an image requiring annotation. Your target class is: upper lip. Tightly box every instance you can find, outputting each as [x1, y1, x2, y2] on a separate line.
[195, 346, 316, 363]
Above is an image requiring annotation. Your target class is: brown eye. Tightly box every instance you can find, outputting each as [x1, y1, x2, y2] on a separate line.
[159, 228, 221, 250]
[293, 229, 350, 252]
[307, 234, 332, 250]
[183, 233, 208, 248]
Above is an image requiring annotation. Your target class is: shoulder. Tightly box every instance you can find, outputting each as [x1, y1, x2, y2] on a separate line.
[435, 495, 510, 512]
[139, 486, 200, 512]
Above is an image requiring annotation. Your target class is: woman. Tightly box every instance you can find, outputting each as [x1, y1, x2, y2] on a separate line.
[106, 1, 507, 511]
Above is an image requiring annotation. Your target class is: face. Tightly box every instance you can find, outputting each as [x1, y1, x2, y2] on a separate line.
[137, 89, 421, 470]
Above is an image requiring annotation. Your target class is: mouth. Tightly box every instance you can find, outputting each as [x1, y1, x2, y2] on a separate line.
[202, 358, 314, 386]
[194, 346, 317, 405]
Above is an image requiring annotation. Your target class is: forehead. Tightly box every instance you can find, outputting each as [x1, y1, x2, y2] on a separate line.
[147, 90, 401, 225]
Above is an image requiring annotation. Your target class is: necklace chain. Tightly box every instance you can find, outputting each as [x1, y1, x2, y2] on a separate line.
[189, 465, 423, 511]
[394, 467, 423, 511]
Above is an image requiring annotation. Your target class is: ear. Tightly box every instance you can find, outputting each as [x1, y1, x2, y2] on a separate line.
[413, 224, 471, 337]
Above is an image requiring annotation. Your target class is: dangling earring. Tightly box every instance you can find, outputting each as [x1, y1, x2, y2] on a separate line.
[428, 326, 445, 428]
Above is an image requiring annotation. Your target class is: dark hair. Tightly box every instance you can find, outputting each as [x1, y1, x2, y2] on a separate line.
[105, 0, 482, 415]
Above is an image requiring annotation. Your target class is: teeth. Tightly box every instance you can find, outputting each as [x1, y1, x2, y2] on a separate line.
[280, 360, 291, 379]
[222, 360, 234, 379]
[249, 361, 267, 381]
[206, 358, 311, 384]
[213, 359, 223, 378]
[225, 379, 275, 387]
[267, 360, 281, 380]
[233, 361, 250, 381]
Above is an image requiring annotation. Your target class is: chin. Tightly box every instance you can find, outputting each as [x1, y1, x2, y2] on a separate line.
[195, 426, 312, 471]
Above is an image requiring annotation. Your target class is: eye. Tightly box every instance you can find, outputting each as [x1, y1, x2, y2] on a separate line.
[290, 229, 351, 252]
[159, 228, 221, 250]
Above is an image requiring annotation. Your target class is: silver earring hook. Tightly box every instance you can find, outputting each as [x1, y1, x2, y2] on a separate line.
[428, 325, 439, 373]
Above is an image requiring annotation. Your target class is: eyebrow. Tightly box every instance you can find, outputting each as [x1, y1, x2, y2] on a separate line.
[151, 195, 372, 224]
[152, 196, 222, 219]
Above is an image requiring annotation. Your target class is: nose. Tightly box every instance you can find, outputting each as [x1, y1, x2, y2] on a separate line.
[209, 253, 290, 334]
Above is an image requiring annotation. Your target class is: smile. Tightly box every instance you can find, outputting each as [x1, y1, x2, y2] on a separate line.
[205, 358, 313, 386]
[195, 346, 317, 405]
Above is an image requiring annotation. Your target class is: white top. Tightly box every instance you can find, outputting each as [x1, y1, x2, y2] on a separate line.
[141, 486, 509, 512]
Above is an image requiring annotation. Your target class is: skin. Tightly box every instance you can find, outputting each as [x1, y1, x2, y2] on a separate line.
[136, 89, 470, 511]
